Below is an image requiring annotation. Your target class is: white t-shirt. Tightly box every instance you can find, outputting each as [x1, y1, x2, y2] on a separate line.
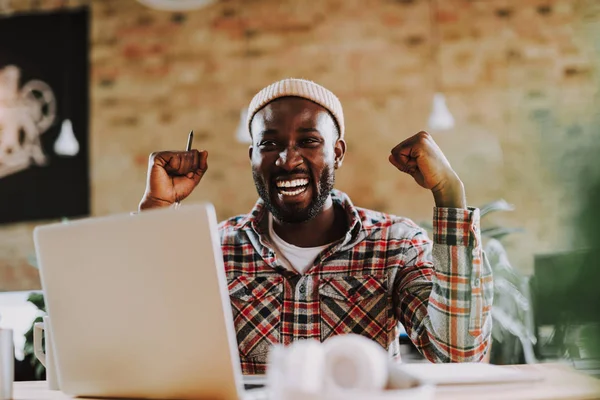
[268, 214, 332, 275]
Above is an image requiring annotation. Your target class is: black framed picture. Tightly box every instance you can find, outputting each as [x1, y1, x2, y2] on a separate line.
[0, 8, 90, 224]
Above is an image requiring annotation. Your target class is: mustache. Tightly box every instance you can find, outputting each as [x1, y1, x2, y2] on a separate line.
[270, 168, 311, 182]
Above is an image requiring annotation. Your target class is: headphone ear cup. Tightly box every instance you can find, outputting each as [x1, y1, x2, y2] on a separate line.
[323, 334, 388, 392]
[280, 340, 326, 393]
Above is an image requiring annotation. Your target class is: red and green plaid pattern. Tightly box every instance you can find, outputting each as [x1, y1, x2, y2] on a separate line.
[219, 189, 492, 374]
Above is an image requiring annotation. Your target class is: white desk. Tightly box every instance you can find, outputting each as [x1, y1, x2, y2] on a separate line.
[13, 364, 600, 400]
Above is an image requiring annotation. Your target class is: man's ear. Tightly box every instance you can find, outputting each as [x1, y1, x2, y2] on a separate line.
[248, 145, 253, 162]
[334, 139, 346, 169]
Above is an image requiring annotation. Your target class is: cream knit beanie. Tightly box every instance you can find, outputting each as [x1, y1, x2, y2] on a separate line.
[246, 78, 345, 139]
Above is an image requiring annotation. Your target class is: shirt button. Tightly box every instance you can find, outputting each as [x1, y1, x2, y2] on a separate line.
[299, 284, 306, 294]
[472, 249, 478, 257]
[474, 278, 480, 287]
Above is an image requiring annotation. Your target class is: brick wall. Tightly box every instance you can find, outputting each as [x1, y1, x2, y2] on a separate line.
[1, 0, 599, 290]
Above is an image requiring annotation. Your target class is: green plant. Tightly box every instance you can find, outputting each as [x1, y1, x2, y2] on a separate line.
[23, 292, 46, 380]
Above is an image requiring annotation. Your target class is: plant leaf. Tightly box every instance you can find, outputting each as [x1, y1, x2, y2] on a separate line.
[27, 292, 45, 312]
[480, 199, 515, 217]
[484, 239, 522, 279]
[492, 308, 537, 344]
[35, 362, 45, 380]
[491, 320, 505, 343]
[482, 227, 525, 240]
[494, 277, 530, 311]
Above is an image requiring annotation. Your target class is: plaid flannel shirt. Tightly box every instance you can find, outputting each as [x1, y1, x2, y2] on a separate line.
[220, 189, 493, 374]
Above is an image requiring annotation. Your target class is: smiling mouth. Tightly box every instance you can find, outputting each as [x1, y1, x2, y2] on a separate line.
[275, 178, 310, 197]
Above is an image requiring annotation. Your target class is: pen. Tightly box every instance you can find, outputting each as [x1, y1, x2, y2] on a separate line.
[186, 129, 194, 151]
[175, 130, 194, 209]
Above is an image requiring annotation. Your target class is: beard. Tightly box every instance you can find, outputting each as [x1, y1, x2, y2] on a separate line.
[252, 165, 335, 224]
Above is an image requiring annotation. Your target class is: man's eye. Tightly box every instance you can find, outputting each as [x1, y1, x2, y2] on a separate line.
[259, 141, 277, 147]
[301, 138, 320, 146]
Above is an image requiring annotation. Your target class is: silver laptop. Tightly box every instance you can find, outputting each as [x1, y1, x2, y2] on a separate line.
[34, 204, 260, 400]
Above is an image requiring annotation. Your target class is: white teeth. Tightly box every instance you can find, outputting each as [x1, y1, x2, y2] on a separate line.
[280, 186, 307, 196]
[276, 178, 309, 188]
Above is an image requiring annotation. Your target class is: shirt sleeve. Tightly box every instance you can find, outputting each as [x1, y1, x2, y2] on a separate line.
[393, 207, 493, 362]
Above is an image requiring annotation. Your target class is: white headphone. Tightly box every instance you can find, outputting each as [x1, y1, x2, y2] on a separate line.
[267, 334, 388, 397]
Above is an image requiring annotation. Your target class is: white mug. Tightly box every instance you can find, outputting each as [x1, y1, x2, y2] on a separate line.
[0, 328, 14, 400]
[33, 316, 59, 390]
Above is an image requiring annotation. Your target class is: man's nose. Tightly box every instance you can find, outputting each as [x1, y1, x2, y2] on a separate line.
[275, 145, 303, 171]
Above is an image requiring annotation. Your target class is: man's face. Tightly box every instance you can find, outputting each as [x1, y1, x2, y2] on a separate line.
[249, 97, 346, 224]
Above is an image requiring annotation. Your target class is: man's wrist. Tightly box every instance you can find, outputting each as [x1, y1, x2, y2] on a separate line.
[138, 196, 172, 212]
[432, 175, 467, 209]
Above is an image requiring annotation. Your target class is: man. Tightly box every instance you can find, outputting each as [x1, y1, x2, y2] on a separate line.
[139, 78, 492, 374]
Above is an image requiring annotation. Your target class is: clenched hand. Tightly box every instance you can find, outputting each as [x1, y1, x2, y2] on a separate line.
[139, 150, 208, 211]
